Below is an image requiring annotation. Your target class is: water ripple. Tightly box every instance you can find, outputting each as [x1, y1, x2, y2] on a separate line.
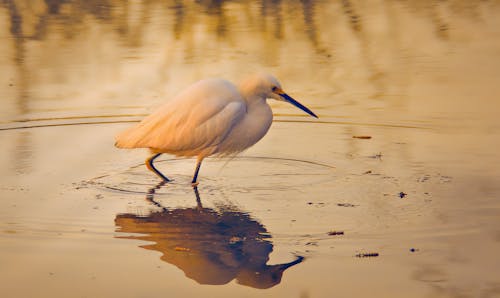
[84, 156, 336, 196]
[0, 114, 431, 131]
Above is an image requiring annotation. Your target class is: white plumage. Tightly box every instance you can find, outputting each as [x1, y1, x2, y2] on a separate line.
[115, 73, 317, 185]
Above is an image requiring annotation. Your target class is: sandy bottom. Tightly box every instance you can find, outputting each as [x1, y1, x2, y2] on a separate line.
[1, 117, 499, 298]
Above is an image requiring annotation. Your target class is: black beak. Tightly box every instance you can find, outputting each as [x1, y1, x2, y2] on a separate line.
[281, 93, 318, 118]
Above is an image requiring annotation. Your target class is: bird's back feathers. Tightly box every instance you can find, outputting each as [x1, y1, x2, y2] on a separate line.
[115, 79, 246, 157]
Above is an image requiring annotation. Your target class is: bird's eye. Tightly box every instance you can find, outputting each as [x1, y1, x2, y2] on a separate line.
[272, 86, 278, 92]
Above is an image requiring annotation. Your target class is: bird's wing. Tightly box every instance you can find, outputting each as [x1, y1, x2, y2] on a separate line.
[115, 79, 246, 156]
[147, 100, 246, 155]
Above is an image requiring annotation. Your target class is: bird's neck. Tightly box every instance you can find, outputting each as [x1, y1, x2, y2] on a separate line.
[238, 81, 267, 106]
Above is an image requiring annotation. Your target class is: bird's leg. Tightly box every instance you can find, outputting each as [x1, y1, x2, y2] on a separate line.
[191, 158, 203, 187]
[146, 180, 168, 211]
[145, 153, 171, 182]
[192, 186, 203, 209]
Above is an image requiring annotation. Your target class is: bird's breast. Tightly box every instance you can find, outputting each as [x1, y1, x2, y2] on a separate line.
[216, 101, 273, 154]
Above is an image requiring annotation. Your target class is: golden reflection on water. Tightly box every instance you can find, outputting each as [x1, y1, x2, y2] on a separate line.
[115, 184, 303, 289]
[3, 0, 500, 124]
[2, 1, 500, 297]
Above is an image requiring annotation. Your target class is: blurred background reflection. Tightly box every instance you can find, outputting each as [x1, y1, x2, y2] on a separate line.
[2, 0, 500, 129]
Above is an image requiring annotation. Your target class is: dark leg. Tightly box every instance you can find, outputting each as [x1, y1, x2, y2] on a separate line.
[146, 180, 168, 211]
[193, 186, 203, 209]
[146, 153, 171, 182]
[191, 158, 203, 186]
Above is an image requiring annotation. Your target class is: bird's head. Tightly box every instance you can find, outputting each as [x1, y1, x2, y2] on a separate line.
[242, 73, 318, 118]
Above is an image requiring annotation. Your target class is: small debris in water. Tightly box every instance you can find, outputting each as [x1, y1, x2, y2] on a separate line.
[353, 135, 372, 139]
[307, 202, 325, 206]
[337, 203, 357, 207]
[410, 248, 419, 253]
[356, 252, 379, 258]
[369, 152, 383, 159]
[174, 246, 191, 252]
[399, 192, 407, 198]
[439, 175, 452, 183]
[417, 175, 431, 182]
[327, 231, 344, 236]
[363, 170, 372, 174]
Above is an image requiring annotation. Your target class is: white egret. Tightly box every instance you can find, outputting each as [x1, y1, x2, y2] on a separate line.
[115, 73, 318, 185]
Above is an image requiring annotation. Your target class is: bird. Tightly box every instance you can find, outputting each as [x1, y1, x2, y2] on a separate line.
[115, 73, 318, 186]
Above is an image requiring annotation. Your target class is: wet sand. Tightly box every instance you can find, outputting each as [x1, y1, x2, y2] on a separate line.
[1, 1, 500, 297]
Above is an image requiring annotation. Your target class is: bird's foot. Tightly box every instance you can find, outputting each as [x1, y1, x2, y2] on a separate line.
[191, 181, 199, 187]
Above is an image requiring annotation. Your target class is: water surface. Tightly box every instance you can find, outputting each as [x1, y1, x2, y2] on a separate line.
[1, 1, 500, 297]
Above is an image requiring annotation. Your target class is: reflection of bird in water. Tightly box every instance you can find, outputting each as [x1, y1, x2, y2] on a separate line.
[115, 183, 303, 289]
[115, 73, 317, 185]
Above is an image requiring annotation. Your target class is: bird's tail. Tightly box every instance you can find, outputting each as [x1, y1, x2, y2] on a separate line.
[115, 125, 146, 149]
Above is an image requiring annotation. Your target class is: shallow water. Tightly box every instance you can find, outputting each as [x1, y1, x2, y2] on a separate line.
[1, 1, 500, 297]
